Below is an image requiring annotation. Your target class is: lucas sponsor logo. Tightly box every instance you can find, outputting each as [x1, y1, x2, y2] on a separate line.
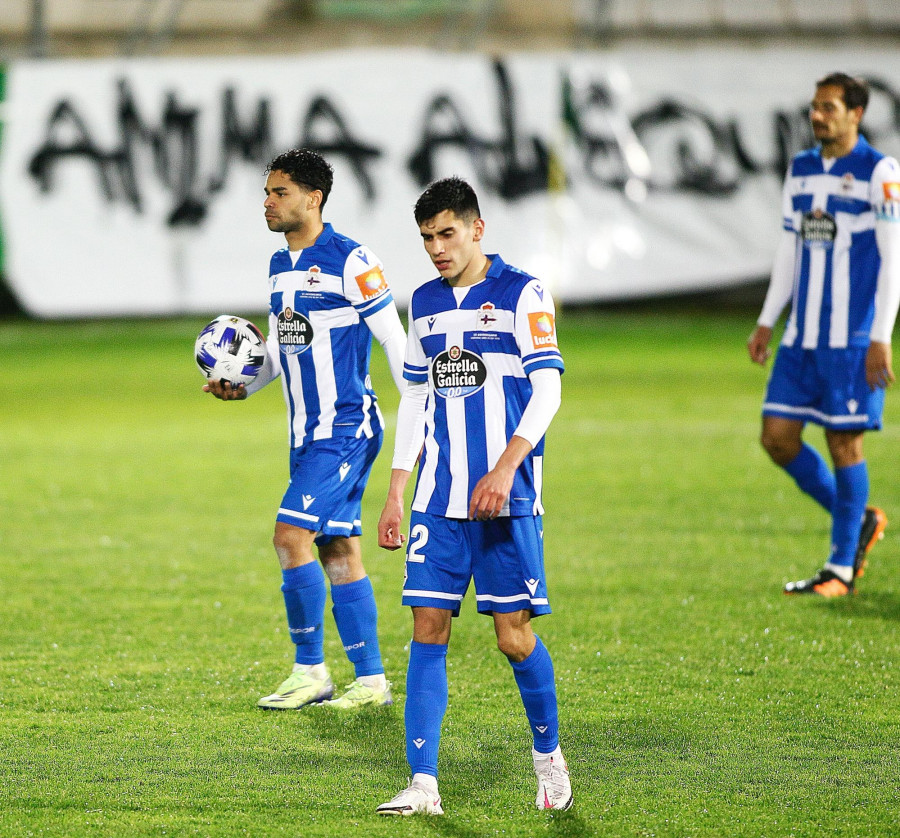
[528, 311, 557, 350]
[354, 265, 388, 300]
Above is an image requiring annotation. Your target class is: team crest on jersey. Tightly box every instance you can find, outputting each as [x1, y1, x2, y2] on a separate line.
[528, 311, 558, 349]
[800, 209, 837, 249]
[277, 306, 314, 354]
[432, 345, 487, 398]
[354, 265, 388, 300]
[304, 265, 322, 288]
[475, 302, 498, 329]
[840, 173, 855, 194]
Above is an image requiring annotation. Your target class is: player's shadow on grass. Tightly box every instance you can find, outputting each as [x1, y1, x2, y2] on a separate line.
[821, 590, 900, 621]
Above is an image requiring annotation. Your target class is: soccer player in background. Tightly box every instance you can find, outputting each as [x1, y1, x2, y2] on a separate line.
[748, 73, 900, 596]
[375, 177, 571, 815]
[204, 149, 406, 707]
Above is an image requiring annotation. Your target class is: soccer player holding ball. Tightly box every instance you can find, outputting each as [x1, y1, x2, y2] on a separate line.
[375, 178, 571, 815]
[748, 73, 900, 596]
[204, 149, 406, 708]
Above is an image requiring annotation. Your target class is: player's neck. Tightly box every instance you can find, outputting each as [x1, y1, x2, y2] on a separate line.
[448, 254, 491, 288]
[820, 131, 858, 160]
[284, 219, 325, 252]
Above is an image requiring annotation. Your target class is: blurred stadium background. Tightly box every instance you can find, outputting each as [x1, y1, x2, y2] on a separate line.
[1, 1, 899, 318]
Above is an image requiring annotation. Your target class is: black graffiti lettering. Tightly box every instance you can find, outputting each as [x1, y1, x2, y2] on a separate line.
[209, 87, 273, 193]
[300, 96, 381, 201]
[28, 100, 121, 202]
[408, 59, 549, 200]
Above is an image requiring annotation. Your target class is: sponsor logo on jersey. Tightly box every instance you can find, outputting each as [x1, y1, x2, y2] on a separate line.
[879, 182, 900, 221]
[277, 306, 314, 354]
[432, 345, 487, 398]
[528, 311, 558, 349]
[354, 265, 388, 300]
[800, 209, 837, 248]
[476, 302, 498, 329]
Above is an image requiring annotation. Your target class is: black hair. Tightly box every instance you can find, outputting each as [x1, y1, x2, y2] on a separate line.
[413, 177, 481, 225]
[816, 72, 870, 112]
[266, 148, 334, 207]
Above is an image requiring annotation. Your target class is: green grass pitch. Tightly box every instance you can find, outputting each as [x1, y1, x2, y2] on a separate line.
[1, 309, 899, 837]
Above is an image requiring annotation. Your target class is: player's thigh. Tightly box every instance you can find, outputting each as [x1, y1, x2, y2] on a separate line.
[819, 347, 885, 433]
[401, 512, 472, 616]
[470, 516, 551, 617]
[277, 434, 382, 540]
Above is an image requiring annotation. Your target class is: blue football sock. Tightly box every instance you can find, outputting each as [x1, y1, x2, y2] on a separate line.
[783, 443, 836, 513]
[331, 576, 384, 678]
[405, 641, 448, 779]
[281, 562, 326, 665]
[829, 461, 869, 567]
[511, 635, 559, 754]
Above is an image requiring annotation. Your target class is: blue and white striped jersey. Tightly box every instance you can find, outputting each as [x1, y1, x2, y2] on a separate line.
[780, 136, 900, 349]
[266, 223, 396, 448]
[403, 255, 564, 519]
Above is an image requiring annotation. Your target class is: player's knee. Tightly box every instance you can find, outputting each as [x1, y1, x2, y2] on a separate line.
[760, 429, 797, 466]
[496, 633, 529, 663]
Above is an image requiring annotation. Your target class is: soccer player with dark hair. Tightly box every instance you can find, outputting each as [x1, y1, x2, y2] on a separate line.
[375, 177, 571, 815]
[748, 73, 900, 596]
[204, 148, 406, 708]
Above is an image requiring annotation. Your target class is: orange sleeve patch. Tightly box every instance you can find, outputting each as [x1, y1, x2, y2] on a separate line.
[528, 311, 558, 350]
[883, 182, 900, 202]
[354, 266, 388, 300]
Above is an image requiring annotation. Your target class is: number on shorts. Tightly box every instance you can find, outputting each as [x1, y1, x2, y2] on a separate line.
[407, 524, 429, 563]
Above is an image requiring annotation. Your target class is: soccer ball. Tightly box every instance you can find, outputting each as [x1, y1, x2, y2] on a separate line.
[195, 315, 268, 386]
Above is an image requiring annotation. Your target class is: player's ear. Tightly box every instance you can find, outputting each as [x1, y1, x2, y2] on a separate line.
[307, 189, 324, 210]
[472, 218, 485, 242]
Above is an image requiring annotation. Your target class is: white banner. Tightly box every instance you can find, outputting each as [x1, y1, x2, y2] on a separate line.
[2, 48, 900, 318]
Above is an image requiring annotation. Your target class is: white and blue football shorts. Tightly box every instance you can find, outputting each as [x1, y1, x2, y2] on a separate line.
[763, 345, 884, 431]
[277, 433, 383, 545]
[401, 511, 551, 617]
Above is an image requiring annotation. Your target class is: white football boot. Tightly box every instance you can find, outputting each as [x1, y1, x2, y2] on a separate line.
[533, 747, 573, 810]
[376, 777, 443, 816]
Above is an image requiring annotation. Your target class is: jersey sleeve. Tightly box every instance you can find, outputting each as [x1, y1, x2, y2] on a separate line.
[402, 309, 429, 384]
[341, 244, 395, 317]
[514, 279, 565, 376]
[871, 156, 900, 222]
[781, 166, 796, 233]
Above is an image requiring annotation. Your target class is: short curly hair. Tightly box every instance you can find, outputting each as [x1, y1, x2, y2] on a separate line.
[414, 177, 481, 225]
[266, 149, 334, 207]
[816, 72, 869, 112]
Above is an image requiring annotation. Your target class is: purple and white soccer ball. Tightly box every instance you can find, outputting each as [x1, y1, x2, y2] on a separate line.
[195, 314, 267, 386]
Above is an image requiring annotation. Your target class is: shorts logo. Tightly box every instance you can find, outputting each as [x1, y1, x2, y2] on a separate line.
[339, 462, 351, 481]
[278, 307, 314, 354]
[432, 346, 487, 398]
[354, 265, 388, 300]
[528, 312, 558, 350]
[800, 209, 837, 248]
[525, 578, 540, 596]
[847, 399, 858, 414]
[302, 494, 315, 510]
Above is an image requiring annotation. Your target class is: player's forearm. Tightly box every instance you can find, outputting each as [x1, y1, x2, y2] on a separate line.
[385, 468, 413, 503]
[758, 230, 796, 328]
[365, 303, 407, 393]
[871, 219, 900, 344]
[392, 382, 427, 470]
